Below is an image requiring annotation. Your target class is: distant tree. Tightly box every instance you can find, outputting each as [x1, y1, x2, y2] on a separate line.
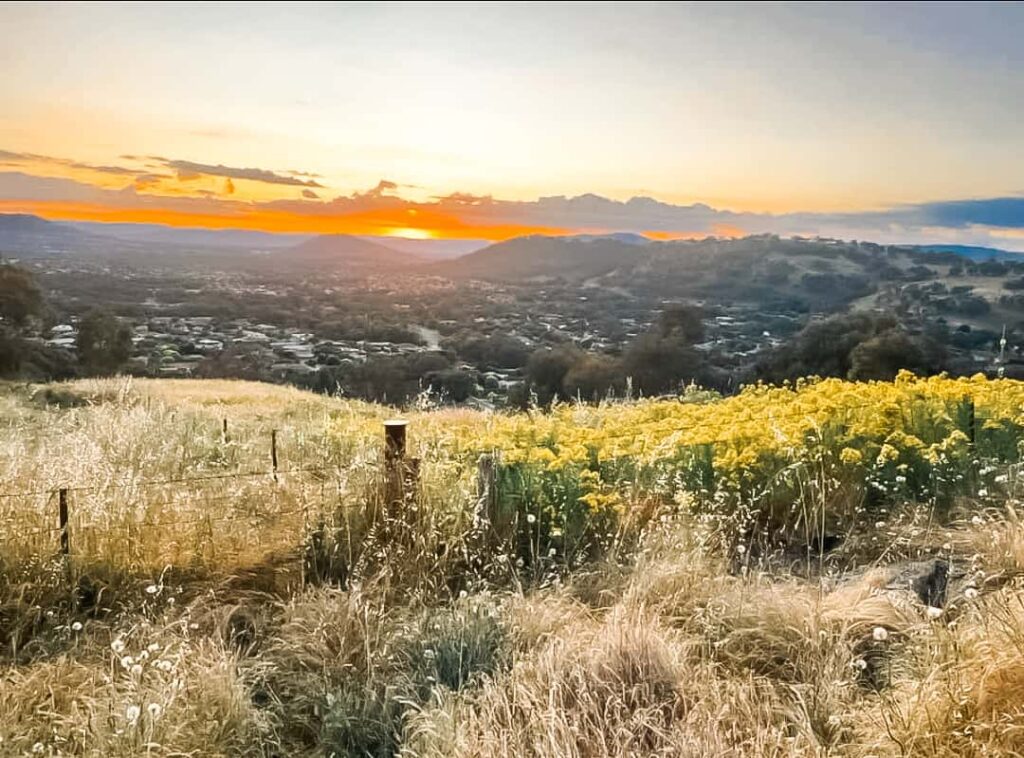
[77, 309, 132, 375]
[0, 263, 44, 326]
[427, 369, 476, 402]
[656, 304, 705, 344]
[848, 328, 945, 381]
[562, 354, 623, 400]
[621, 332, 703, 395]
[0, 264, 47, 378]
[757, 313, 946, 383]
[525, 346, 586, 404]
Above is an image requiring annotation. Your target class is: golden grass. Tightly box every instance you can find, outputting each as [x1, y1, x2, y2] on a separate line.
[2, 378, 1024, 756]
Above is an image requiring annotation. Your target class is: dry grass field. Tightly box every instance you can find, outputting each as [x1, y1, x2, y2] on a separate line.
[2, 376, 1024, 756]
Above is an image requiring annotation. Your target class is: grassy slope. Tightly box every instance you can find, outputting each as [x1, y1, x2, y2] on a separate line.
[1, 379, 1024, 756]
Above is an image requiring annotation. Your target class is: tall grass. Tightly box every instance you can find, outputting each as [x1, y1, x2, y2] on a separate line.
[2, 377, 1024, 755]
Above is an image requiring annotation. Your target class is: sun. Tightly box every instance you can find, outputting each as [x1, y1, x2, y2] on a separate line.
[385, 227, 433, 240]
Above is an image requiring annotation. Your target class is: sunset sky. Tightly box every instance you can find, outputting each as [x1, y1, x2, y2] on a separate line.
[2, 2, 1024, 247]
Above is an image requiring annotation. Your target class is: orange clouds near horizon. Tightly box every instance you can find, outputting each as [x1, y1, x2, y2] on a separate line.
[0, 199, 572, 241]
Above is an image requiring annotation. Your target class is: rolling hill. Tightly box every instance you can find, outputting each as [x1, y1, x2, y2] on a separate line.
[279, 233, 421, 273]
[438, 235, 653, 281]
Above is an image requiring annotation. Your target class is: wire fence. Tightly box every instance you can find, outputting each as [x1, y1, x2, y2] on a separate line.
[0, 392, 993, 560]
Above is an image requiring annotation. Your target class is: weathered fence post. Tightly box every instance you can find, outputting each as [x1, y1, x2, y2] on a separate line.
[476, 453, 497, 526]
[475, 452, 514, 549]
[384, 419, 407, 463]
[966, 396, 977, 444]
[271, 429, 279, 481]
[58, 487, 69, 557]
[222, 418, 229, 444]
[383, 420, 419, 522]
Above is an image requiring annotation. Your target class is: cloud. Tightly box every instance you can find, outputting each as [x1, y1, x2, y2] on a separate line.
[0, 149, 140, 176]
[133, 173, 165, 191]
[162, 159, 323, 187]
[1, 167, 1023, 248]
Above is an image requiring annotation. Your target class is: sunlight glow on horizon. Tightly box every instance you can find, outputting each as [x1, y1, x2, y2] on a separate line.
[2, 3, 1024, 245]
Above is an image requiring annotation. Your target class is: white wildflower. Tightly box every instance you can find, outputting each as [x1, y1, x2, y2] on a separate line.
[120, 655, 135, 669]
[125, 704, 141, 724]
[71, 621, 83, 632]
[145, 585, 159, 595]
[147, 643, 160, 653]
[735, 544, 746, 555]
[526, 514, 536, 524]
[459, 590, 468, 600]
[851, 658, 867, 671]
[146, 703, 162, 719]
[548, 548, 557, 557]
[971, 515, 985, 526]
[111, 638, 125, 654]
[872, 626, 889, 642]
[156, 660, 173, 673]
[978, 489, 989, 498]
[130, 664, 143, 676]
[965, 587, 979, 600]
[926, 606, 944, 620]
[32, 743, 44, 754]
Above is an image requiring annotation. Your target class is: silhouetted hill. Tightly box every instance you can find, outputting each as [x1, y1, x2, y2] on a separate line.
[0, 214, 98, 257]
[440, 235, 652, 281]
[283, 234, 420, 272]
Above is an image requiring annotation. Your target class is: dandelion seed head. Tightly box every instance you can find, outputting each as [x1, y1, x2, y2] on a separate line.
[125, 704, 141, 724]
[872, 626, 889, 642]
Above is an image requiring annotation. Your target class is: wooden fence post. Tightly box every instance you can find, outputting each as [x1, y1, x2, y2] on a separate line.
[271, 429, 279, 481]
[476, 454, 497, 525]
[58, 487, 69, 557]
[966, 396, 976, 444]
[384, 419, 407, 463]
[222, 418, 229, 444]
[383, 420, 415, 518]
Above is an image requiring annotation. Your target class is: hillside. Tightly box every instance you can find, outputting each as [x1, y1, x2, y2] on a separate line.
[277, 233, 421, 272]
[438, 234, 652, 281]
[0, 213, 104, 257]
[3, 375, 1024, 755]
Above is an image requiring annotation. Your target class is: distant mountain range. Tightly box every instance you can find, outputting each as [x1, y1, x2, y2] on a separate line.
[0, 214, 485, 273]
[2, 213, 1022, 281]
[917, 244, 1024, 262]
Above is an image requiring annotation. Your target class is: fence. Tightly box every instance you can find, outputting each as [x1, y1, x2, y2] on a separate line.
[0, 393, 989, 565]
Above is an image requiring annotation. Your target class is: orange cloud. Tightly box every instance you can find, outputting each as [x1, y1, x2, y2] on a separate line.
[0, 199, 569, 241]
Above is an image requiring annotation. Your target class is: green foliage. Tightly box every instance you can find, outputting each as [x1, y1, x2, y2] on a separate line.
[76, 309, 132, 375]
[0, 264, 44, 326]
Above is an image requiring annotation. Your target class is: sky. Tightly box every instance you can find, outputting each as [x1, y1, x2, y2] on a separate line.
[2, 1, 1024, 247]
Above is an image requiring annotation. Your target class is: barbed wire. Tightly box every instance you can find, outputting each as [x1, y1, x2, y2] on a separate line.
[0, 464, 332, 500]
[0, 393, 995, 501]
